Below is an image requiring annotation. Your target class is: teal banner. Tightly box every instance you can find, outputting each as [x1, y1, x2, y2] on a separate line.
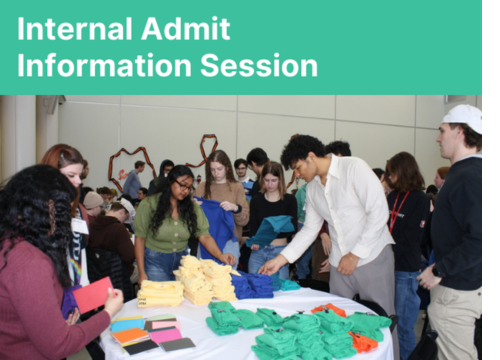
[0, 1, 481, 94]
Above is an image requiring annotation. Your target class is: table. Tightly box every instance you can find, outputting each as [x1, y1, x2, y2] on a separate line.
[100, 287, 393, 360]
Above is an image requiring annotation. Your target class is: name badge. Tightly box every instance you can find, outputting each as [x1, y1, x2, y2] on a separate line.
[71, 218, 89, 234]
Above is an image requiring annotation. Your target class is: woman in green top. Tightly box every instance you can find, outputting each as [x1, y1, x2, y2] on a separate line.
[134, 165, 235, 285]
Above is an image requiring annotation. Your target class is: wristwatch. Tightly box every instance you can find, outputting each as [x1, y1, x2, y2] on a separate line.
[233, 204, 242, 214]
[432, 266, 443, 278]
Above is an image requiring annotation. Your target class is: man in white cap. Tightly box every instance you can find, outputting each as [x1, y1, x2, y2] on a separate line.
[418, 104, 482, 360]
[88, 199, 139, 283]
[83, 191, 103, 222]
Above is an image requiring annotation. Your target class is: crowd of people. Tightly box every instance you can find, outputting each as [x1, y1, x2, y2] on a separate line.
[0, 104, 482, 360]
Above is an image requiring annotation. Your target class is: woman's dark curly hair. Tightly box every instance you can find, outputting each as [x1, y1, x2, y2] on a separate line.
[0, 165, 76, 288]
[149, 165, 198, 238]
[280, 135, 326, 170]
[204, 150, 237, 200]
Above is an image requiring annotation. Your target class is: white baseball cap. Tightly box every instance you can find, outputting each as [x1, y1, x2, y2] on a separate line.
[119, 198, 136, 222]
[442, 104, 482, 135]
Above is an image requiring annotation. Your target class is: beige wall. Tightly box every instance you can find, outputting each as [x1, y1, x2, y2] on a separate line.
[58, 95, 482, 193]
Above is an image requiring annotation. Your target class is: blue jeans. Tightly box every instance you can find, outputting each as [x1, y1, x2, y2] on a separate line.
[395, 270, 421, 360]
[198, 240, 240, 270]
[222, 240, 240, 270]
[248, 245, 289, 279]
[144, 247, 188, 281]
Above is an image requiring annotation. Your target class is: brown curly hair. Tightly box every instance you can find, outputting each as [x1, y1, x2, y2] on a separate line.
[204, 150, 237, 200]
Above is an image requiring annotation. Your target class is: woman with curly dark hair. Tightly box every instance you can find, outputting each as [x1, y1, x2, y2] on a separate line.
[192, 150, 249, 269]
[134, 165, 235, 285]
[41, 144, 91, 287]
[386, 152, 430, 360]
[0, 165, 123, 360]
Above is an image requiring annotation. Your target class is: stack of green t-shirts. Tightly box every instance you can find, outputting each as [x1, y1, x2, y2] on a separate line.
[313, 310, 357, 359]
[205, 302, 240, 335]
[233, 309, 265, 330]
[301, 348, 335, 360]
[252, 327, 299, 360]
[282, 314, 324, 356]
[321, 331, 357, 359]
[256, 308, 284, 327]
[347, 312, 392, 342]
[314, 310, 354, 335]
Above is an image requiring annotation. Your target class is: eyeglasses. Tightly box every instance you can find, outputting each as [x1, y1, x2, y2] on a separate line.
[175, 179, 194, 192]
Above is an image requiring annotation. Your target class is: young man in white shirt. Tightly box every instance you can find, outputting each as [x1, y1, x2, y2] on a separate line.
[259, 135, 398, 358]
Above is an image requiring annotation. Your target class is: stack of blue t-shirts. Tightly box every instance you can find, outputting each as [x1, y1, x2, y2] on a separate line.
[194, 196, 237, 265]
[231, 273, 256, 300]
[239, 271, 274, 299]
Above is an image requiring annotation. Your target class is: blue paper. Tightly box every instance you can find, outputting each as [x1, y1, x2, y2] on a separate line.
[110, 318, 145, 332]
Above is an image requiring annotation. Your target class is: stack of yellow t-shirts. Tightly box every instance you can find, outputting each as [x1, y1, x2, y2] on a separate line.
[136, 280, 184, 307]
[174, 255, 214, 305]
[200, 259, 238, 302]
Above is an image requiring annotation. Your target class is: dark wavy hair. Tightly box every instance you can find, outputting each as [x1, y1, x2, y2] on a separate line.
[280, 135, 326, 170]
[325, 140, 351, 157]
[149, 165, 198, 238]
[204, 150, 237, 200]
[386, 152, 425, 192]
[0, 165, 76, 288]
[40, 143, 84, 217]
[449, 123, 482, 152]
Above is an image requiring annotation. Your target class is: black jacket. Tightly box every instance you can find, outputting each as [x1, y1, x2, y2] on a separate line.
[148, 159, 172, 194]
[431, 156, 482, 291]
[387, 190, 430, 272]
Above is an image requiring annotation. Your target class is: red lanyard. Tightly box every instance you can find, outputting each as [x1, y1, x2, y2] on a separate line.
[389, 191, 410, 233]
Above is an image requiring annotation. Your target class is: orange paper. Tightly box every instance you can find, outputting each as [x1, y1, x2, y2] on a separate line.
[112, 328, 149, 345]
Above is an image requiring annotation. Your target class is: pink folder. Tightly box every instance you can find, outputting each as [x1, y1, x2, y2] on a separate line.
[152, 321, 182, 330]
[149, 328, 182, 345]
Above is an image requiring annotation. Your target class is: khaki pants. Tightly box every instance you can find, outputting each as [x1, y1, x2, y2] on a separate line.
[428, 285, 482, 360]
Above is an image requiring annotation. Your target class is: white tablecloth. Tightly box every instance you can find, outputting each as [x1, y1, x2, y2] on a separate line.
[100, 287, 393, 360]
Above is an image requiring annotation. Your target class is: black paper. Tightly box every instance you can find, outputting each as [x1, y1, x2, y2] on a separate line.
[123, 340, 159, 355]
[159, 338, 196, 352]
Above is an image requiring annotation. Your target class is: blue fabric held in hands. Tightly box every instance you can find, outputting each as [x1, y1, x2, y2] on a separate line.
[245, 215, 295, 248]
[194, 196, 237, 264]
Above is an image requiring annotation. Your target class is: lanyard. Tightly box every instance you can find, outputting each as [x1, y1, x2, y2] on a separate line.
[389, 191, 410, 234]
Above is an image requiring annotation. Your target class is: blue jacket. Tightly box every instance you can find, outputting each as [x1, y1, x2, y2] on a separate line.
[194, 196, 237, 264]
[122, 170, 141, 199]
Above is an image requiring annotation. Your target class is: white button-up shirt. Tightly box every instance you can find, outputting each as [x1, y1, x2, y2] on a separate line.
[281, 154, 394, 267]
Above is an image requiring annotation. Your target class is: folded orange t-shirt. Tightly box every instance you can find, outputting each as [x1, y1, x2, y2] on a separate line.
[349, 332, 378, 353]
[311, 303, 347, 317]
